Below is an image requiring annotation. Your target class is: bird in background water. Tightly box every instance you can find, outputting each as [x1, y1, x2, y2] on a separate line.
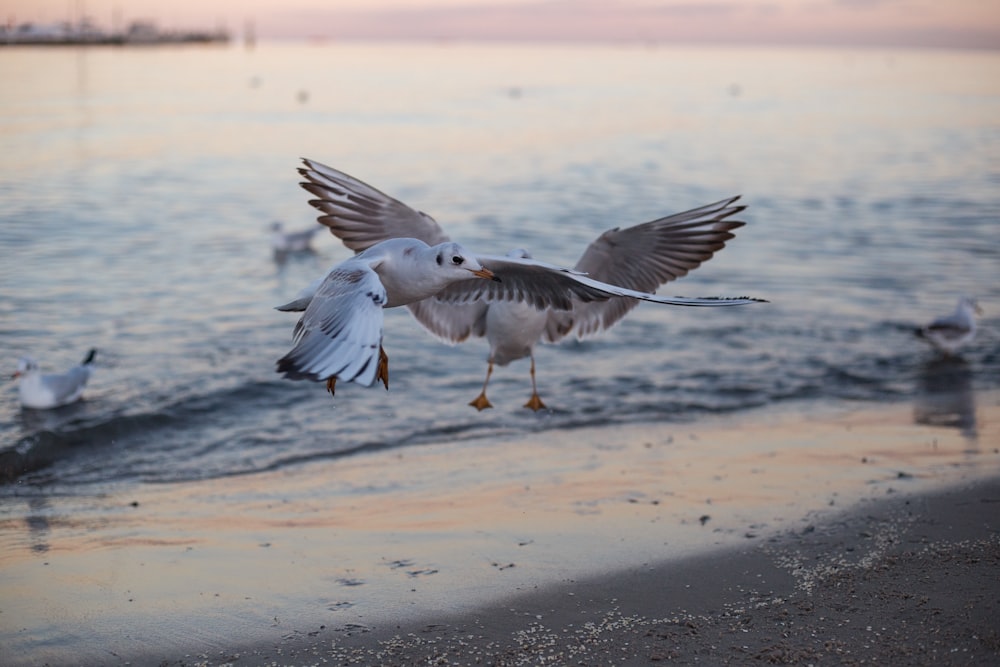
[915, 297, 982, 356]
[280, 158, 760, 407]
[270, 221, 322, 254]
[12, 349, 97, 409]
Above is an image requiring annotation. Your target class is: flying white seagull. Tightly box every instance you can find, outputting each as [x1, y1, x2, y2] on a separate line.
[915, 297, 982, 356]
[277, 159, 764, 401]
[12, 349, 97, 409]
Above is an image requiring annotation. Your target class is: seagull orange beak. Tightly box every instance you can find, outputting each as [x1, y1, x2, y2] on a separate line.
[470, 267, 500, 282]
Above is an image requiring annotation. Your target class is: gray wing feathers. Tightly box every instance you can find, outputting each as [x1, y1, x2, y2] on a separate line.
[545, 196, 747, 341]
[276, 267, 386, 385]
[433, 254, 762, 314]
[298, 160, 487, 340]
[924, 316, 971, 341]
[46, 366, 92, 404]
[573, 196, 745, 286]
[406, 300, 489, 343]
[440, 255, 617, 311]
[299, 158, 450, 252]
[928, 311, 971, 332]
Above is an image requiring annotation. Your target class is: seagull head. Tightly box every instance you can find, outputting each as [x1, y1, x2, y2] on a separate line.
[959, 296, 983, 316]
[433, 242, 498, 281]
[11, 357, 37, 380]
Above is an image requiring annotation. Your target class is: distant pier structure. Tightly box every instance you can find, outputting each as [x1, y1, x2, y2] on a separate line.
[1, 18, 230, 45]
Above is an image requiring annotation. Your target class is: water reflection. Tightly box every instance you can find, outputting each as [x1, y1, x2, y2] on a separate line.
[25, 496, 51, 554]
[913, 357, 977, 443]
[272, 246, 319, 270]
[16, 398, 91, 432]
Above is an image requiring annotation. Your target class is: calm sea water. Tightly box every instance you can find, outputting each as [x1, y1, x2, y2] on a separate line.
[1, 41, 998, 489]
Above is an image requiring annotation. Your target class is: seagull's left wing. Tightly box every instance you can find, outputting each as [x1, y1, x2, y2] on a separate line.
[546, 196, 747, 340]
[276, 264, 386, 386]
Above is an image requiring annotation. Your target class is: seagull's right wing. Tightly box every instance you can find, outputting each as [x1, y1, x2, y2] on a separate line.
[436, 253, 765, 311]
[299, 158, 450, 252]
[276, 264, 386, 386]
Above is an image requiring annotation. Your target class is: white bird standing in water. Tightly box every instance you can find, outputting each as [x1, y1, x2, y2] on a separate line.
[270, 221, 321, 253]
[915, 297, 982, 356]
[277, 159, 763, 402]
[12, 349, 97, 409]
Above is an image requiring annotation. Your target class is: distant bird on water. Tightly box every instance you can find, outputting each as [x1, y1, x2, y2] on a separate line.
[270, 221, 321, 254]
[279, 158, 761, 407]
[12, 349, 97, 409]
[915, 297, 982, 356]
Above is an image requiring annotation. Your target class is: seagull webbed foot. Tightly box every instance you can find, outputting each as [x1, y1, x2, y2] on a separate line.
[469, 392, 493, 411]
[523, 356, 546, 411]
[376, 346, 389, 390]
[326, 376, 337, 397]
[523, 393, 546, 412]
[469, 361, 495, 411]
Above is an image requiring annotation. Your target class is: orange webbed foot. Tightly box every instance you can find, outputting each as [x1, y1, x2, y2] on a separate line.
[376, 346, 389, 390]
[469, 392, 493, 411]
[523, 393, 546, 412]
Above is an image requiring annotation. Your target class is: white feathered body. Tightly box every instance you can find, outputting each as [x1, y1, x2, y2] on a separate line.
[15, 351, 96, 409]
[485, 301, 548, 367]
[917, 297, 980, 356]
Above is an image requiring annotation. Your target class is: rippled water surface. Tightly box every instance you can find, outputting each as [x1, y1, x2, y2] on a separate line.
[1, 42, 998, 488]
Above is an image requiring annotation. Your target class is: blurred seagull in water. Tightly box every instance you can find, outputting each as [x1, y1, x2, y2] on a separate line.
[270, 221, 321, 253]
[276, 158, 762, 404]
[915, 297, 982, 356]
[12, 349, 97, 409]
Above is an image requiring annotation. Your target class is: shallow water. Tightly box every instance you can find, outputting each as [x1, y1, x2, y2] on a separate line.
[2, 42, 997, 488]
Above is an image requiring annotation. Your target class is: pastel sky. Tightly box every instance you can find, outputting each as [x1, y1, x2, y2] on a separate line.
[7, 0, 1000, 49]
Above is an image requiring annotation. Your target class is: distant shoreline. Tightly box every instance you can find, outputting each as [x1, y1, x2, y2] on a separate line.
[0, 34, 230, 47]
[0, 19, 230, 47]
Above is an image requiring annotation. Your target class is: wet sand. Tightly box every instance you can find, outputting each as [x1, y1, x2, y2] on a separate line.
[226, 477, 1000, 666]
[2, 393, 998, 666]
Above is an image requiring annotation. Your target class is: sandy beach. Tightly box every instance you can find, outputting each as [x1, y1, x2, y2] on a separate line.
[222, 478, 1000, 666]
[2, 393, 998, 666]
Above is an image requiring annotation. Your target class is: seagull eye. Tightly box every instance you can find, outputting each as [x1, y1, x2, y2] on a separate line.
[452, 255, 463, 265]
[436, 253, 443, 266]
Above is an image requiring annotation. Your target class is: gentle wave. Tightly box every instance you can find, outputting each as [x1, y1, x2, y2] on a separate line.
[4, 316, 992, 486]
